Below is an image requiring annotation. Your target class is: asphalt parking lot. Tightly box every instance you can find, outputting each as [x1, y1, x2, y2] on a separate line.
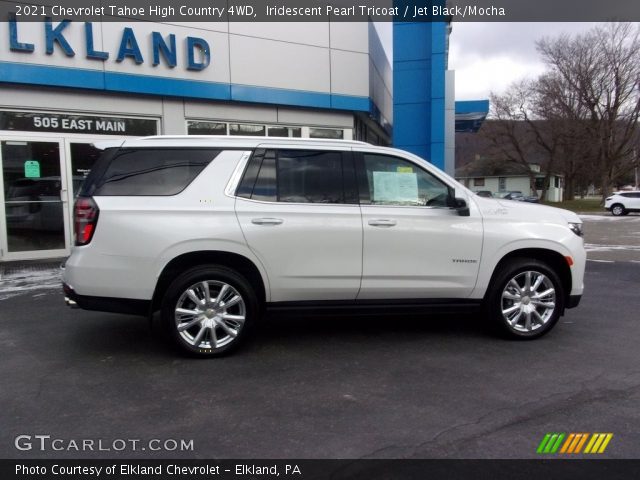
[1, 214, 639, 460]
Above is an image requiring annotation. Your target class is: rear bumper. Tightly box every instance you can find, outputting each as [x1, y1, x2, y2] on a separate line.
[567, 294, 582, 309]
[63, 283, 150, 317]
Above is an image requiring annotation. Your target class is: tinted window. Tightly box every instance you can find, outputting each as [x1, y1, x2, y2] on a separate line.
[237, 149, 354, 204]
[78, 148, 118, 197]
[91, 148, 219, 196]
[360, 154, 451, 207]
[251, 151, 277, 202]
[277, 150, 344, 203]
[237, 149, 264, 199]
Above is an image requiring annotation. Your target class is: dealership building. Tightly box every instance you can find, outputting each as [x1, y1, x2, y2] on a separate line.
[0, 15, 460, 261]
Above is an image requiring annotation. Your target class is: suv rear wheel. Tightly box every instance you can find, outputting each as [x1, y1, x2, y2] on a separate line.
[486, 258, 565, 339]
[161, 265, 257, 357]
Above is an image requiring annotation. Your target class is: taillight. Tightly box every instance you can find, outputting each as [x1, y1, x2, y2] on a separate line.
[74, 196, 99, 246]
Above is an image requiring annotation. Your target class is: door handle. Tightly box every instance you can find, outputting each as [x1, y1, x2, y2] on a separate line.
[251, 217, 283, 225]
[368, 219, 397, 227]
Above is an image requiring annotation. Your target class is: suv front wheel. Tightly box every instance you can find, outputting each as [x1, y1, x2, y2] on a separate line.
[486, 259, 565, 339]
[161, 265, 257, 357]
[610, 204, 627, 216]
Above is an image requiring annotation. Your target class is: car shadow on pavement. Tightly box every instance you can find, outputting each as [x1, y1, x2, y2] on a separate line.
[66, 310, 492, 359]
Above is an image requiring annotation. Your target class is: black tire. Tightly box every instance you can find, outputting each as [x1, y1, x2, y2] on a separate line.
[485, 258, 565, 339]
[610, 204, 626, 216]
[161, 265, 258, 357]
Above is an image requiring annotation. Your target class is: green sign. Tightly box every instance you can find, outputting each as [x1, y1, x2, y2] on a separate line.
[24, 160, 40, 178]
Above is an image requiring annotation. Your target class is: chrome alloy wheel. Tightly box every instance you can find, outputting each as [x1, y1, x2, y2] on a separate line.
[174, 281, 246, 349]
[500, 271, 556, 333]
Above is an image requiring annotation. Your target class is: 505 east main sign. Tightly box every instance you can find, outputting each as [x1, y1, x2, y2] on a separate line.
[7, 17, 211, 70]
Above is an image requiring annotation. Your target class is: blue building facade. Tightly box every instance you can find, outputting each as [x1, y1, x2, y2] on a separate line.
[393, 20, 449, 170]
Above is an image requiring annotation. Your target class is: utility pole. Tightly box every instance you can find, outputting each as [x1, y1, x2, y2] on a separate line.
[635, 148, 639, 189]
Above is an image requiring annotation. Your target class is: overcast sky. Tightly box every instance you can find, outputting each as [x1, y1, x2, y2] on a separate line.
[448, 22, 597, 100]
[374, 22, 601, 101]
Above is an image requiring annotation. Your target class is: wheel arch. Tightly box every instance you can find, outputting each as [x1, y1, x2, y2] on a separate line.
[484, 248, 572, 307]
[151, 251, 267, 313]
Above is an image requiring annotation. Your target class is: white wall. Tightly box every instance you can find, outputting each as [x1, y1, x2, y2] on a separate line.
[444, 70, 455, 175]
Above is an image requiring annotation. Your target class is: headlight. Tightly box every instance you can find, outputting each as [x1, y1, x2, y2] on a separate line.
[568, 222, 584, 237]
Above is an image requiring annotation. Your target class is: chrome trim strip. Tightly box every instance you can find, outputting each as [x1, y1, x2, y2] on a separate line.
[224, 150, 252, 198]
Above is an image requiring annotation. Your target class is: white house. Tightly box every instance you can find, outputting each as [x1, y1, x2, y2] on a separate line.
[455, 159, 564, 202]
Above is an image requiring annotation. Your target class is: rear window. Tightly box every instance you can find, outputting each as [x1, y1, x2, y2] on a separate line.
[79, 148, 220, 196]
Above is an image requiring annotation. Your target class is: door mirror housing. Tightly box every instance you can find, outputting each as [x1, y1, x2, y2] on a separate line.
[450, 188, 470, 216]
[454, 198, 470, 216]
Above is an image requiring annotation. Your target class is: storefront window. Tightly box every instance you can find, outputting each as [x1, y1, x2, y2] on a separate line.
[309, 128, 344, 139]
[267, 126, 302, 138]
[229, 124, 266, 136]
[187, 121, 227, 135]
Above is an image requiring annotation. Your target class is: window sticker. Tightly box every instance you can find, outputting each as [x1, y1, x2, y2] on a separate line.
[397, 166, 413, 173]
[373, 171, 419, 204]
[24, 160, 40, 178]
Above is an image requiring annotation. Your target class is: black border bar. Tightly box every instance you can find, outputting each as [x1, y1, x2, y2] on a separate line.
[4, 459, 640, 480]
[1, 0, 640, 22]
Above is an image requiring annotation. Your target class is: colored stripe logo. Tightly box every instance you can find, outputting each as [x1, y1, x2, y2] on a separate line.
[537, 433, 613, 454]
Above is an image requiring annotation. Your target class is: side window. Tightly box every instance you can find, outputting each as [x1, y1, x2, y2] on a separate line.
[92, 148, 220, 196]
[277, 150, 344, 203]
[360, 154, 452, 207]
[237, 149, 355, 204]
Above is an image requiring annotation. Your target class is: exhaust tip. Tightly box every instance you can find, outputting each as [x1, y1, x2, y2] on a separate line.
[64, 296, 79, 309]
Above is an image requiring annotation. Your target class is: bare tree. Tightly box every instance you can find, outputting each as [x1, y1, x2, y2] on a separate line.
[537, 23, 640, 201]
[485, 80, 568, 200]
[534, 72, 599, 199]
[484, 82, 539, 196]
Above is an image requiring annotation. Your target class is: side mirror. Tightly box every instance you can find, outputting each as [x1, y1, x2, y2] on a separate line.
[454, 198, 470, 216]
[450, 188, 470, 216]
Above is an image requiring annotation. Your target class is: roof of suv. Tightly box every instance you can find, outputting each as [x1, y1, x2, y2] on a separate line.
[94, 135, 371, 150]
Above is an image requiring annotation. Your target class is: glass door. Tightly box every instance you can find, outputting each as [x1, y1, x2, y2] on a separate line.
[65, 141, 104, 198]
[0, 138, 70, 260]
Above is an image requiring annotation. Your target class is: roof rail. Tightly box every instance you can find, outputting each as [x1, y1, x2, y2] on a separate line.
[137, 135, 370, 146]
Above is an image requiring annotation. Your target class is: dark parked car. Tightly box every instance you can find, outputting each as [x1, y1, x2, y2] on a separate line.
[475, 190, 494, 198]
[501, 191, 540, 203]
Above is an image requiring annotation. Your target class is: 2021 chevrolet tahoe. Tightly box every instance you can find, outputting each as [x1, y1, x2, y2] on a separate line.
[62, 136, 586, 356]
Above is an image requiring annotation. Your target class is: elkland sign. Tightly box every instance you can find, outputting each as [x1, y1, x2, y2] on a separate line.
[0, 15, 373, 111]
[7, 17, 211, 70]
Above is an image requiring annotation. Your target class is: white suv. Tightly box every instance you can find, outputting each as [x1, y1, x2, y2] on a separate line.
[62, 136, 586, 356]
[605, 191, 640, 216]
